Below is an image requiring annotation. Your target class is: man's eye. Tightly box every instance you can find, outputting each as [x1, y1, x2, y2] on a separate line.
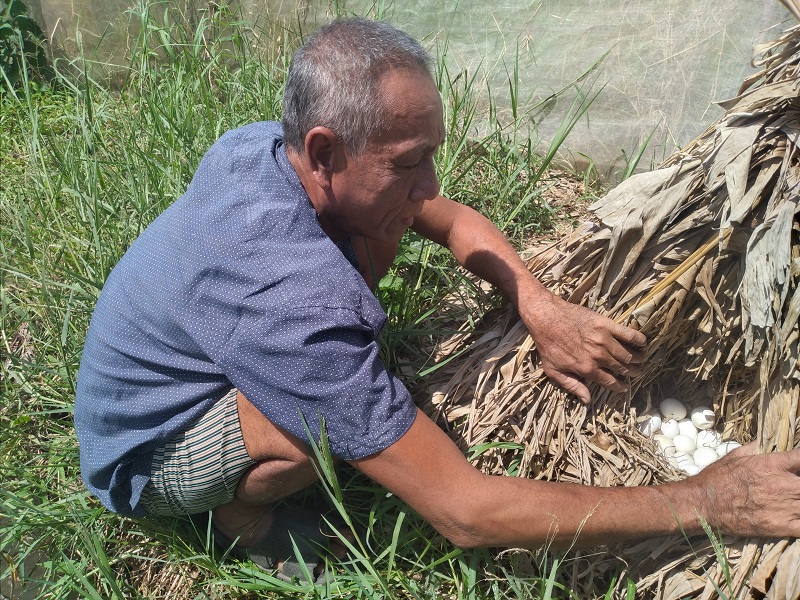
[398, 159, 421, 169]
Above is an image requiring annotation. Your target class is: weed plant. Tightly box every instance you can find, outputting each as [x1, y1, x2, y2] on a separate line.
[1, 2, 605, 598]
[1, 0, 53, 89]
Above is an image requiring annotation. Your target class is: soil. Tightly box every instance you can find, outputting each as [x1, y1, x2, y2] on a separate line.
[522, 168, 598, 252]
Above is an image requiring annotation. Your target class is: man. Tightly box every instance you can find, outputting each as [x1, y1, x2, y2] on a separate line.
[75, 17, 800, 582]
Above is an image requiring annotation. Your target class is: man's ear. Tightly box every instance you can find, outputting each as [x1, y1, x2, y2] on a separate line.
[304, 126, 342, 190]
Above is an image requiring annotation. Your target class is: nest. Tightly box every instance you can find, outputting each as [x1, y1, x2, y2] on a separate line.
[427, 5, 800, 598]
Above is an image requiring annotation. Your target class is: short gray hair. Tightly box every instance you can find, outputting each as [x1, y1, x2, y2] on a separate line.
[282, 17, 433, 156]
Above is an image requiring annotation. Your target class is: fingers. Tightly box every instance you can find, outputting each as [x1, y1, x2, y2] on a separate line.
[610, 345, 646, 368]
[549, 366, 631, 404]
[601, 323, 647, 371]
[608, 321, 648, 349]
[596, 369, 630, 392]
[549, 367, 629, 403]
[784, 449, 800, 474]
[730, 441, 759, 457]
[577, 313, 646, 380]
[589, 323, 647, 382]
[767, 446, 800, 473]
[600, 346, 645, 379]
[541, 336, 639, 402]
[524, 299, 649, 399]
[547, 370, 591, 405]
[580, 333, 644, 389]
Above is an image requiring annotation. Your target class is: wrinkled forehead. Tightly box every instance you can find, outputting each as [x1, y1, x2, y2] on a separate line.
[370, 68, 445, 147]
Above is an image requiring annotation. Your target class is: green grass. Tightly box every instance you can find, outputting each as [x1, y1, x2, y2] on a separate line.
[0, 2, 611, 598]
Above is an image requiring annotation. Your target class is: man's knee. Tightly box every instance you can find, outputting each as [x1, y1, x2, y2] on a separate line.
[234, 457, 319, 505]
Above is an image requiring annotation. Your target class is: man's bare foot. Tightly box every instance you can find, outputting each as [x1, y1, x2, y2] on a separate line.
[211, 500, 355, 583]
[213, 498, 276, 547]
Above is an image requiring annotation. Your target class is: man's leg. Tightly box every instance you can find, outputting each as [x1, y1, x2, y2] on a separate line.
[212, 391, 323, 547]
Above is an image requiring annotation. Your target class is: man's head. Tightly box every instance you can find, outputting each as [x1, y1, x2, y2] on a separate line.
[282, 17, 433, 156]
[284, 19, 444, 245]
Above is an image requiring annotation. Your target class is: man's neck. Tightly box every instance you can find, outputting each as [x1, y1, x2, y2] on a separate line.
[285, 148, 345, 243]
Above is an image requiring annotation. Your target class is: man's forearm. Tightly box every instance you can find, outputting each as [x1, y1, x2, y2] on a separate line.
[356, 409, 792, 551]
[464, 473, 711, 549]
[434, 199, 554, 311]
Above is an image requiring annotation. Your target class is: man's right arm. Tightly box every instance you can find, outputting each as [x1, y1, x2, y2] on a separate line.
[352, 408, 800, 549]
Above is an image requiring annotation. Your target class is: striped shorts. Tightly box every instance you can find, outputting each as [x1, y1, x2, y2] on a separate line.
[139, 388, 256, 516]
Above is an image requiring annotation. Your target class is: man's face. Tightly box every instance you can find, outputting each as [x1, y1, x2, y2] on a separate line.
[325, 68, 445, 244]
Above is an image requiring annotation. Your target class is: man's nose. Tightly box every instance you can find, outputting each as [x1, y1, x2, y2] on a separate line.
[411, 156, 440, 203]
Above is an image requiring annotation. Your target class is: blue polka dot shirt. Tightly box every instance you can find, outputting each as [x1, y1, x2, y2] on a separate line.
[74, 122, 417, 516]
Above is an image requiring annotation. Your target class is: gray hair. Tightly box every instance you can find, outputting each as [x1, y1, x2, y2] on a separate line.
[282, 17, 433, 156]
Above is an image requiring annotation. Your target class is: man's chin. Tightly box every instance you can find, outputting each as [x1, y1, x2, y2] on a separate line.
[388, 219, 415, 239]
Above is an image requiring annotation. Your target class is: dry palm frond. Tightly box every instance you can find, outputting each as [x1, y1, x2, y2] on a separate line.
[428, 11, 800, 600]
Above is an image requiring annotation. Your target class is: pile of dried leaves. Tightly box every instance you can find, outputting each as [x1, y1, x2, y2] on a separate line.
[427, 3, 800, 598]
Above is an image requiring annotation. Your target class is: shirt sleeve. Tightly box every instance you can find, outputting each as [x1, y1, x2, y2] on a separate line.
[215, 303, 417, 460]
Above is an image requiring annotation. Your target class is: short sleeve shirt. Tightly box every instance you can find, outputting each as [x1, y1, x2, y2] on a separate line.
[74, 122, 417, 516]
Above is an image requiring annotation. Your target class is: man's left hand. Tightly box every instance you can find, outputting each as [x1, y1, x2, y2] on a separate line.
[520, 294, 647, 404]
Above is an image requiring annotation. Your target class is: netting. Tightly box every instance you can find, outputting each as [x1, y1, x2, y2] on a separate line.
[29, 0, 794, 179]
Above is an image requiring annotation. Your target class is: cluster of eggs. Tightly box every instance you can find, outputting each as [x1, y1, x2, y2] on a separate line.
[637, 398, 741, 475]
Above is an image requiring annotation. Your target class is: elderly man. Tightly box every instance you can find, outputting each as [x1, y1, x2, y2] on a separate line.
[75, 17, 800, 582]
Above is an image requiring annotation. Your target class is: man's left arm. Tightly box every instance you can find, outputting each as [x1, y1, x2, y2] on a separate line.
[412, 195, 647, 404]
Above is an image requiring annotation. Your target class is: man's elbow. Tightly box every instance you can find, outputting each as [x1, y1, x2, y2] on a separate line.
[431, 504, 493, 549]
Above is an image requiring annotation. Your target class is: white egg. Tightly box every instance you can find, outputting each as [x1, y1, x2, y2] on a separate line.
[673, 434, 696, 454]
[678, 418, 698, 439]
[653, 434, 674, 450]
[693, 447, 718, 468]
[638, 413, 662, 436]
[660, 397, 688, 420]
[653, 436, 677, 460]
[716, 441, 742, 457]
[696, 430, 721, 448]
[660, 419, 680, 439]
[683, 464, 701, 476]
[675, 452, 695, 469]
[691, 406, 716, 430]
